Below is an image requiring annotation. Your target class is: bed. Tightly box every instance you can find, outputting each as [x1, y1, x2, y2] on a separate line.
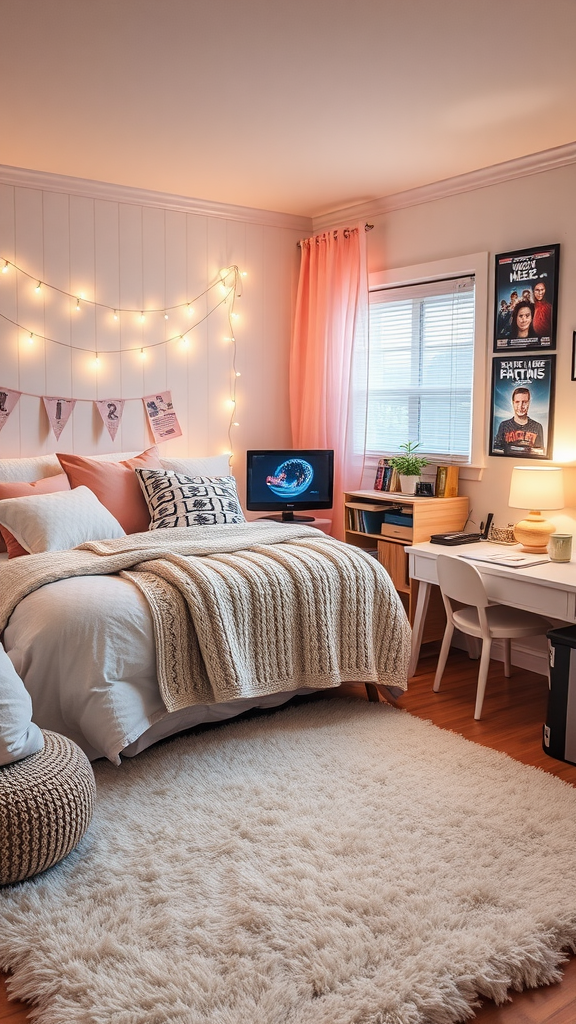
[0, 449, 411, 764]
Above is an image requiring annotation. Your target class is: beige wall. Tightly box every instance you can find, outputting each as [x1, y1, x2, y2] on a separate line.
[0, 171, 309, 507]
[365, 163, 576, 536]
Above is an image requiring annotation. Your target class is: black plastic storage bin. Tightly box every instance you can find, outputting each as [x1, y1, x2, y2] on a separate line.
[544, 625, 576, 766]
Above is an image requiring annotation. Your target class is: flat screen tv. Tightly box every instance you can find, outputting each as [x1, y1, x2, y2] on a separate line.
[246, 449, 334, 522]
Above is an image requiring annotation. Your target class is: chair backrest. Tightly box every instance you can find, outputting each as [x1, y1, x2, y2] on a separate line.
[436, 554, 490, 611]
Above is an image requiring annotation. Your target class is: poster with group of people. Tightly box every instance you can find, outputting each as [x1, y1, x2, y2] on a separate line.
[490, 244, 559, 460]
[493, 244, 559, 352]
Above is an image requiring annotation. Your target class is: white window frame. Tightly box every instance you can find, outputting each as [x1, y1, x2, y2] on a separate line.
[367, 251, 489, 483]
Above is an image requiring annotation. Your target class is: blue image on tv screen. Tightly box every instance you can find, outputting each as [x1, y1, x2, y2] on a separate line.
[266, 457, 314, 498]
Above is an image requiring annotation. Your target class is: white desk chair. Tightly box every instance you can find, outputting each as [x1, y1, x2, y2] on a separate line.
[433, 553, 552, 720]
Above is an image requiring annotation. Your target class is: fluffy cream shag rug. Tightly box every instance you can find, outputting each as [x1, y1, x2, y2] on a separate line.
[2, 699, 576, 1024]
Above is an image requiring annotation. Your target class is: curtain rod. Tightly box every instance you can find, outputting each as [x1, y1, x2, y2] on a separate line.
[297, 223, 374, 248]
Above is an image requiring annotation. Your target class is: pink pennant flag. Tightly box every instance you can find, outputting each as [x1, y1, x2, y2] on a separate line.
[43, 397, 76, 441]
[143, 389, 182, 443]
[96, 399, 125, 442]
[0, 388, 21, 433]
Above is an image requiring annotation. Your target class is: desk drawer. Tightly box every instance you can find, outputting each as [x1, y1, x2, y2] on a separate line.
[408, 553, 438, 585]
[484, 576, 573, 621]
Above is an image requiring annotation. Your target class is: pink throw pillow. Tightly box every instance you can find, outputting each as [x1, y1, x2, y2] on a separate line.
[57, 447, 162, 534]
[0, 474, 71, 558]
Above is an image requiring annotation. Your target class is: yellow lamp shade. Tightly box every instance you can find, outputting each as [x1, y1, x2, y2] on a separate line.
[508, 466, 565, 553]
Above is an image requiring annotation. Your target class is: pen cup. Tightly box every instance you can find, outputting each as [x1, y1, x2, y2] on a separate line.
[549, 533, 572, 563]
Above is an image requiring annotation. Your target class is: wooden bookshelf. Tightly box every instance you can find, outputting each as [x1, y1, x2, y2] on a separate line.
[344, 489, 469, 643]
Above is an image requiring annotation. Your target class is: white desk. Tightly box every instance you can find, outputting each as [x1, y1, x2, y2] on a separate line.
[406, 540, 576, 677]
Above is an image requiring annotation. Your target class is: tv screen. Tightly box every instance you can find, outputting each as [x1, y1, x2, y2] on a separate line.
[246, 449, 334, 522]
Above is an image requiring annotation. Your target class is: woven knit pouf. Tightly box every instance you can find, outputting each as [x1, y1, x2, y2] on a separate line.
[0, 730, 96, 886]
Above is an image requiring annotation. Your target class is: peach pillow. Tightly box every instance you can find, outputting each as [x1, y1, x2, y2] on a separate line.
[57, 447, 162, 534]
[0, 474, 71, 558]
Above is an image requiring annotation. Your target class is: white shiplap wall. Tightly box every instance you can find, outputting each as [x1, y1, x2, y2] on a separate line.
[0, 170, 311, 501]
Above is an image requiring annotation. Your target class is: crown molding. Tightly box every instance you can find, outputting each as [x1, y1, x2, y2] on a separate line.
[312, 142, 576, 232]
[0, 165, 313, 234]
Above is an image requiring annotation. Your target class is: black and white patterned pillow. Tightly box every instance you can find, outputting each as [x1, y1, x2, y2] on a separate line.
[135, 469, 245, 529]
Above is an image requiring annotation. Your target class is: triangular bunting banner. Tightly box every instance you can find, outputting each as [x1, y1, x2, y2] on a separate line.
[96, 399, 125, 442]
[43, 397, 76, 441]
[0, 387, 21, 432]
[143, 390, 182, 443]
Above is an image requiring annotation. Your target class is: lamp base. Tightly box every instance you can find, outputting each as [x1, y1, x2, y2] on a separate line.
[513, 511, 556, 554]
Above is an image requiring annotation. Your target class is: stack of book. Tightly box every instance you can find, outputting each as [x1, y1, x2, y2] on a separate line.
[373, 458, 400, 493]
[346, 503, 388, 534]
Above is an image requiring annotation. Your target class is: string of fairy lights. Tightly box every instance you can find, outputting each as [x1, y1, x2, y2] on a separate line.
[0, 258, 244, 451]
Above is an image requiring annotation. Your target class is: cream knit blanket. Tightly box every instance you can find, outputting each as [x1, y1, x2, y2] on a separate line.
[0, 522, 411, 709]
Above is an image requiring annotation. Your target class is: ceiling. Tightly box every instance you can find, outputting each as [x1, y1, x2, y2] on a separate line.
[2, 0, 576, 218]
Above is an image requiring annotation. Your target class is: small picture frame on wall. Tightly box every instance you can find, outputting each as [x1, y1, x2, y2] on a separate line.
[572, 332, 576, 381]
[493, 243, 560, 353]
[489, 353, 555, 460]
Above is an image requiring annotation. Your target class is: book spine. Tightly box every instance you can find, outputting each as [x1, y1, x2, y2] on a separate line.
[435, 466, 447, 498]
[444, 466, 459, 498]
[373, 458, 387, 491]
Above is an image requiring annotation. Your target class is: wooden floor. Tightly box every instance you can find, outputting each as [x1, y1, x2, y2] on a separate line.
[2, 643, 576, 1022]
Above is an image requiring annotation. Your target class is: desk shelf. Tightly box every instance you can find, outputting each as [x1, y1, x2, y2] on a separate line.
[344, 490, 469, 641]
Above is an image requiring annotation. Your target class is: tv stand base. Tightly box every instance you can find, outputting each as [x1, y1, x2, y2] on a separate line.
[260, 513, 316, 523]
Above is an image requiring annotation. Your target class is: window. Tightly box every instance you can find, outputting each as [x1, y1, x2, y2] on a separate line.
[366, 253, 488, 471]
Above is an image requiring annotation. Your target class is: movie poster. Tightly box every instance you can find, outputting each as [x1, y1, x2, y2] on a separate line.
[493, 244, 559, 352]
[489, 354, 555, 460]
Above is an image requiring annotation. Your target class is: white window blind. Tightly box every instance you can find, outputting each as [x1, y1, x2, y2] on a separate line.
[367, 275, 475, 463]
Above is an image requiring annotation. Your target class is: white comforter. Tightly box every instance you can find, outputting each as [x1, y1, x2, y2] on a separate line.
[1, 523, 410, 764]
[3, 573, 319, 764]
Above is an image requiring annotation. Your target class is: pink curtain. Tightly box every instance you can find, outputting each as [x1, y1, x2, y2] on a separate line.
[289, 224, 368, 539]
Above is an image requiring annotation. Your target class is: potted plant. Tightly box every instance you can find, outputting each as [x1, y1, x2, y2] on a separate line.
[388, 441, 429, 495]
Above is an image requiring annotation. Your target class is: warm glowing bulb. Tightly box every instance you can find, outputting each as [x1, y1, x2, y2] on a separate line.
[241, 271, 247, 277]
[94, 354, 100, 368]
[139, 311, 145, 323]
[140, 348, 145, 359]
[28, 332, 34, 344]
[35, 281, 41, 293]
[75, 298, 81, 311]
[235, 371, 241, 377]
[113, 310, 118, 320]
[233, 421, 240, 427]
[230, 312, 239, 320]
[187, 304, 194, 316]
[227, 399, 236, 408]
[181, 336, 189, 347]
[164, 311, 169, 320]
[1, 261, 8, 273]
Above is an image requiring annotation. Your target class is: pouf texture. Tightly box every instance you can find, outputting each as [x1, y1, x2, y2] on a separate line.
[0, 730, 96, 885]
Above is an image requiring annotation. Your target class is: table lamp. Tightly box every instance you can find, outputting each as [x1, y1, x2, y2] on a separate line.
[508, 466, 564, 553]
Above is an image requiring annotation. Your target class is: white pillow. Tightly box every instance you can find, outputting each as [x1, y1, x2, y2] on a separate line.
[0, 643, 44, 765]
[0, 485, 125, 554]
[160, 454, 231, 477]
[0, 453, 62, 483]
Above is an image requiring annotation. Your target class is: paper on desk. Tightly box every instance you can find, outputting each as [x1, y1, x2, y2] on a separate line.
[458, 551, 550, 569]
